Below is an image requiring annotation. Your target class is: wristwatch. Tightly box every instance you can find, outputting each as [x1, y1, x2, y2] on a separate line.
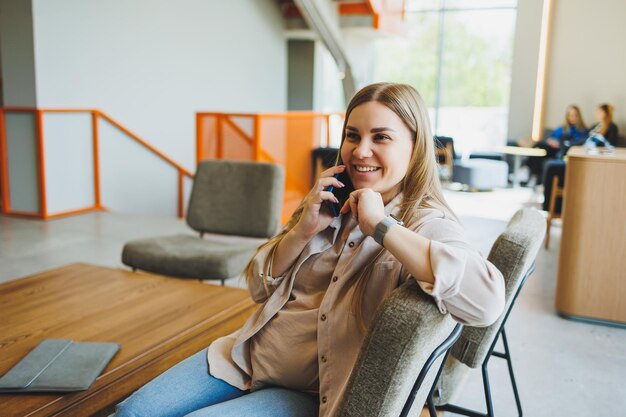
[373, 214, 404, 247]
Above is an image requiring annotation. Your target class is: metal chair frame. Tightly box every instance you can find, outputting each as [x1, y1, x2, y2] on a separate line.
[427, 263, 536, 417]
[399, 323, 464, 417]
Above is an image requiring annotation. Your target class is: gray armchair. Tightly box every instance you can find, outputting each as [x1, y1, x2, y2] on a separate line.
[337, 279, 461, 417]
[122, 160, 284, 285]
[336, 208, 545, 417]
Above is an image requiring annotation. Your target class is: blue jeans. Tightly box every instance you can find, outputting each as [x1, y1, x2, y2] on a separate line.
[114, 349, 319, 417]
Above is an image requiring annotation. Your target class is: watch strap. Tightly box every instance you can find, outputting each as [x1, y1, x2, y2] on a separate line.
[373, 215, 403, 246]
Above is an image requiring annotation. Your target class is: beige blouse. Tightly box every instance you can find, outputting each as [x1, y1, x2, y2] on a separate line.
[207, 194, 505, 417]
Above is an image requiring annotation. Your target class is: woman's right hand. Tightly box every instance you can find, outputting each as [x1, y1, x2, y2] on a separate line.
[292, 165, 346, 241]
[546, 138, 560, 149]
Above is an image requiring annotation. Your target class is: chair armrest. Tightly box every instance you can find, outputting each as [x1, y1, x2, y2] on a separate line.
[337, 279, 457, 417]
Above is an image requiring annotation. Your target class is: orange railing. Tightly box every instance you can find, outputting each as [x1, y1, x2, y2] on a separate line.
[196, 111, 344, 222]
[0, 108, 193, 219]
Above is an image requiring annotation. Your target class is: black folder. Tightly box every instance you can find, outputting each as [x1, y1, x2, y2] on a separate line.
[0, 339, 120, 392]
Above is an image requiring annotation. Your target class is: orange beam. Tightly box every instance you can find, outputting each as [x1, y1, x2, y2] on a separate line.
[325, 114, 331, 147]
[216, 115, 224, 159]
[45, 206, 101, 219]
[40, 108, 98, 113]
[92, 111, 101, 209]
[224, 116, 254, 144]
[0, 110, 10, 214]
[196, 112, 257, 118]
[253, 115, 261, 161]
[197, 111, 330, 119]
[36, 110, 47, 218]
[339, 3, 373, 15]
[99, 112, 192, 178]
[196, 114, 203, 164]
[177, 170, 184, 219]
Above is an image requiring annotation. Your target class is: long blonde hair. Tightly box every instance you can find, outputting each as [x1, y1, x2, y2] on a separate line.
[244, 82, 455, 331]
[563, 105, 586, 131]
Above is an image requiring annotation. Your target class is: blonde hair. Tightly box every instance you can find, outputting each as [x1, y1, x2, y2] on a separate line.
[564, 105, 586, 131]
[244, 82, 455, 331]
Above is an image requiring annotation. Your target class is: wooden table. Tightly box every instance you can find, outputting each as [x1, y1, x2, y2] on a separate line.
[555, 147, 626, 326]
[0, 264, 256, 416]
[494, 145, 547, 188]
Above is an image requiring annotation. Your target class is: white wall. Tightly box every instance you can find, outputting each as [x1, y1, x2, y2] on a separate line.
[32, 0, 287, 173]
[43, 113, 95, 214]
[543, 0, 626, 134]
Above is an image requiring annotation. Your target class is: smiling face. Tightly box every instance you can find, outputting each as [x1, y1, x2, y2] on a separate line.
[340, 101, 415, 204]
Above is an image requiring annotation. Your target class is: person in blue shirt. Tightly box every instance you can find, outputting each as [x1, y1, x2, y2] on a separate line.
[528, 105, 587, 185]
[549, 105, 588, 147]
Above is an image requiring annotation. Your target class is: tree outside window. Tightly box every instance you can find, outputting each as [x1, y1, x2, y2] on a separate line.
[374, 0, 517, 156]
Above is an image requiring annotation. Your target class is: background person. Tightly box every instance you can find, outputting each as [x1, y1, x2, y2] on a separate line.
[587, 103, 619, 146]
[528, 105, 587, 185]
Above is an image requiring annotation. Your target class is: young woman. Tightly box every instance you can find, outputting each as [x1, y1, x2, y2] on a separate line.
[547, 105, 588, 148]
[114, 83, 505, 417]
[528, 105, 587, 184]
[588, 103, 619, 146]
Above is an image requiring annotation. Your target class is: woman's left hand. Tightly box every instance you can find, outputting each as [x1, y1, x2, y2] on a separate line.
[340, 188, 386, 236]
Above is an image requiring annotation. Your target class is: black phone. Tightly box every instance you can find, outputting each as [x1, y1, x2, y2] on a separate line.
[324, 169, 354, 217]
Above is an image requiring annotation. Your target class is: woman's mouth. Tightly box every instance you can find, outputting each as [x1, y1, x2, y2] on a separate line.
[353, 165, 381, 173]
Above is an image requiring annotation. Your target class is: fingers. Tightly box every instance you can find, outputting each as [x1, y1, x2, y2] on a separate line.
[315, 190, 339, 204]
[340, 200, 351, 214]
[316, 175, 345, 191]
[319, 164, 346, 179]
[348, 192, 359, 220]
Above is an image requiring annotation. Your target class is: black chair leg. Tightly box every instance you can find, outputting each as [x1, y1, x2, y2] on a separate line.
[500, 329, 523, 416]
[481, 362, 495, 417]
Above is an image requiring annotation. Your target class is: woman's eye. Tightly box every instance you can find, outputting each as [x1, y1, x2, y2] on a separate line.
[374, 134, 391, 141]
[346, 132, 360, 141]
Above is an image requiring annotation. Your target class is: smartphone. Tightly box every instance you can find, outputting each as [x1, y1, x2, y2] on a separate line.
[324, 169, 354, 217]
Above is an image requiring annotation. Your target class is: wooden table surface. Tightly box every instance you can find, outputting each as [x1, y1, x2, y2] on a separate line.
[494, 145, 547, 157]
[0, 264, 256, 417]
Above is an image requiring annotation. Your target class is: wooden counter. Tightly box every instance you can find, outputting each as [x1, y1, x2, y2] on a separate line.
[555, 147, 626, 325]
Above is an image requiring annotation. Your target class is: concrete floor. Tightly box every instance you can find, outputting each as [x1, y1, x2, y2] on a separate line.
[1, 189, 625, 416]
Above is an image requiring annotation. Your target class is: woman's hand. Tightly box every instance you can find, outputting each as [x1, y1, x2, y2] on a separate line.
[292, 165, 346, 241]
[546, 138, 560, 149]
[340, 188, 385, 236]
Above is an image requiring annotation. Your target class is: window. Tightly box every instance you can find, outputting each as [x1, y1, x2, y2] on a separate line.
[374, 0, 517, 156]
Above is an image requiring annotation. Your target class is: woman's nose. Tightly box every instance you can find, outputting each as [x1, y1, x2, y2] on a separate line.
[353, 141, 373, 159]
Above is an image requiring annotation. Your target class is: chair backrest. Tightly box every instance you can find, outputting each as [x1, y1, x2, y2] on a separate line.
[449, 208, 545, 368]
[337, 280, 457, 417]
[186, 160, 284, 238]
[434, 136, 457, 160]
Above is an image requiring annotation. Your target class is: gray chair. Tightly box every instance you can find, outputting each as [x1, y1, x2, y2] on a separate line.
[122, 160, 284, 285]
[337, 279, 461, 417]
[336, 208, 544, 417]
[430, 208, 545, 417]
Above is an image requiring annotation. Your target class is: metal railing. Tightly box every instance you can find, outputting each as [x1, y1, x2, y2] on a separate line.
[196, 111, 344, 222]
[0, 107, 193, 219]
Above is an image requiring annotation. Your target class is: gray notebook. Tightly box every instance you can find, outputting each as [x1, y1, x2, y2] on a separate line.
[0, 339, 120, 392]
